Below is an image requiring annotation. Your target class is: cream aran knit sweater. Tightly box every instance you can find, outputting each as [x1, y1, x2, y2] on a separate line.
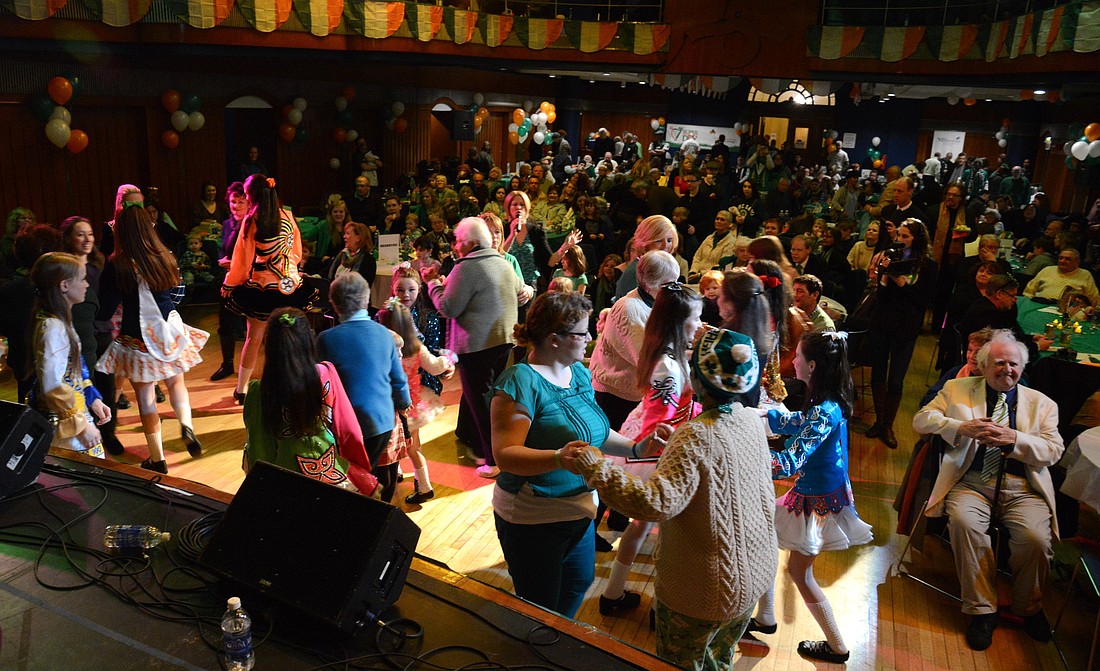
[577, 404, 778, 621]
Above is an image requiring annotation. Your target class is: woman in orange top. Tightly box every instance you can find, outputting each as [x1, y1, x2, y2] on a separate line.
[222, 175, 317, 404]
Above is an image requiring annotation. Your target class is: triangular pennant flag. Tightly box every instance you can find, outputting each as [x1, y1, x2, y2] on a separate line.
[80, 0, 152, 26]
[881, 25, 924, 61]
[293, 0, 342, 36]
[514, 17, 563, 49]
[405, 2, 442, 41]
[1066, 0, 1100, 52]
[237, 0, 292, 31]
[173, 0, 233, 29]
[443, 7, 477, 45]
[564, 19, 617, 52]
[345, 0, 402, 38]
[619, 22, 670, 55]
[10, 0, 68, 20]
[985, 19, 1010, 61]
[1008, 12, 1034, 58]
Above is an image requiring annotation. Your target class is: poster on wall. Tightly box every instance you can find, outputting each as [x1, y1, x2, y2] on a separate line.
[930, 130, 966, 158]
[666, 123, 741, 149]
[841, 132, 857, 148]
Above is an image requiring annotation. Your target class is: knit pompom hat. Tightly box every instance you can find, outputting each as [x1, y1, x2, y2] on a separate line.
[691, 328, 760, 400]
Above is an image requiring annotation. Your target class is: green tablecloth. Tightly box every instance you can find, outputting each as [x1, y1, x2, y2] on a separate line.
[1017, 297, 1100, 360]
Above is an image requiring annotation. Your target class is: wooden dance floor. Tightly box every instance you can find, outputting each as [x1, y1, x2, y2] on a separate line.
[2, 302, 1096, 670]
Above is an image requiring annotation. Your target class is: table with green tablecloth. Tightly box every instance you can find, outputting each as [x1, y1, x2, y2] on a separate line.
[1016, 297, 1100, 363]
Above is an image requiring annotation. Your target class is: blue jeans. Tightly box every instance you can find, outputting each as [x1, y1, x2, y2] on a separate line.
[494, 514, 595, 618]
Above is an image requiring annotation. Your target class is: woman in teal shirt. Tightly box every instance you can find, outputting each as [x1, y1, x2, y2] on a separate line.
[490, 292, 668, 617]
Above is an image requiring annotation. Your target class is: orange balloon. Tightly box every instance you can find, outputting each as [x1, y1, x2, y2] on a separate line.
[1002, 117, 1012, 128]
[1085, 123, 1100, 142]
[279, 122, 297, 143]
[539, 101, 552, 113]
[281, 104, 294, 119]
[1046, 90, 1061, 103]
[66, 129, 88, 154]
[546, 110, 557, 124]
[161, 130, 180, 150]
[473, 116, 483, 129]
[512, 108, 526, 126]
[658, 117, 666, 126]
[477, 106, 489, 120]
[333, 127, 347, 143]
[48, 77, 73, 105]
[508, 130, 520, 145]
[1019, 89, 1034, 100]
[393, 117, 408, 134]
[341, 85, 356, 101]
[873, 159, 883, 169]
[161, 89, 181, 114]
[963, 98, 977, 106]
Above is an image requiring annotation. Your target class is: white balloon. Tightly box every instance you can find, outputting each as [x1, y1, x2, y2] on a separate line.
[533, 131, 545, 145]
[288, 109, 303, 125]
[995, 130, 1004, 140]
[871, 136, 881, 147]
[830, 130, 839, 140]
[45, 118, 70, 148]
[334, 96, 348, 112]
[473, 93, 485, 106]
[329, 158, 340, 169]
[385, 117, 395, 130]
[293, 97, 307, 112]
[1065, 141, 1075, 155]
[391, 101, 405, 117]
[188, 111, 205, 131]
[947, 96, 959, 105]
[50, 106, 71, 124]
[475, 125, 482, 135]
[733, 122, 742, 131]
[1090, 140, 1100, 158]
[518, 130, 528, 142]
[997, 138, 1007, 148]
[650, 119, 660, 130]
[1071, 140, 1091, 161]
[345, 129, 359, 142]
[508, 123, 518, 134]
[170, 110, 189, 132]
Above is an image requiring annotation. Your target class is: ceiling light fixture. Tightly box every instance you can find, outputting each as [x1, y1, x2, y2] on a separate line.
[1033, 89, 1046, 95]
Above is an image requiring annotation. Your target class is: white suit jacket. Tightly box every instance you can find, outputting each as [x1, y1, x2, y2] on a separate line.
[912, 376, 1064, 537]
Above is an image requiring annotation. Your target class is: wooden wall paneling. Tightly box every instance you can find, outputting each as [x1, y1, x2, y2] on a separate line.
[577, 111, 652, 156]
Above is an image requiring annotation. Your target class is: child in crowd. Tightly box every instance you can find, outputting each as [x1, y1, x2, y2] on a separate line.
[377, 299, 453, 505]
[548, 276, 574, 293]
[552, 245, 588, 295]
[410, 236, 442, 279]
[590, 253, 623, 331]
[242, 308, 378, 495]
[29, 252, 109, 457]
[751, 331, 872, 664]
[423, 211, 453, 259]
[400, 213, 423, 259]
[180, 235, 215, 287]
[698, 270, 725, 327]
[599, 282, 703, 616]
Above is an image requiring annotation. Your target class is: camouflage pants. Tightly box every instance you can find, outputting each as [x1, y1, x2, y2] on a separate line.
[655, 601, 753, 671]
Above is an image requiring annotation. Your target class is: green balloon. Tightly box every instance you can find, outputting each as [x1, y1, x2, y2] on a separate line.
[30, 94, 54, 122]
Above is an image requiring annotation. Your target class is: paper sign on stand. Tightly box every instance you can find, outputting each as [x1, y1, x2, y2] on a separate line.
[378, 234, 401, 265]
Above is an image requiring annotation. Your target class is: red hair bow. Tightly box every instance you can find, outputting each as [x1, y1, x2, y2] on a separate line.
[757, 275, 781, 290]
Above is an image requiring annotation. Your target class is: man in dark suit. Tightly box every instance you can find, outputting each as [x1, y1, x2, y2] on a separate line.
[788, 234, 826, 278]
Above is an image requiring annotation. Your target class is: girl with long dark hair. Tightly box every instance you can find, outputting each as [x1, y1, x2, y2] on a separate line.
[242, 308, 378, 495]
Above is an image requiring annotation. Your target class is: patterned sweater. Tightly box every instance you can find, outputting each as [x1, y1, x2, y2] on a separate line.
[576, 404, 778, 621]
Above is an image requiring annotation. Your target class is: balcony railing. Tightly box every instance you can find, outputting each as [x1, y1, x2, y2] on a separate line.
[475, 1, 663, 23]
[820, 0, 1071, 26]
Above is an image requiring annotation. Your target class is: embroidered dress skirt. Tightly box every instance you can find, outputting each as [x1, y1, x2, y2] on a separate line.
[407, 386, 445, 432]
[224, 283, 318, 321]
[97, 330, 208, 383]
[773, 487, 873, 556]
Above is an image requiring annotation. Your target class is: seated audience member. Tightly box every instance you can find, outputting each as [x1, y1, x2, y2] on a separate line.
[1023, 248, 1099, 304]
[698, 270, 724, 326]
[1020, 236, 1056, 278]
[913, 332, 1063, 651]
[956, 275, 1040, 364]
[687, 209, 737, 282]
[792, 274, 835, 332]
[846, 221, 880, 272]
[956, 235, 1012, 285]
[788, 234, 826, 278]
[921, 327, 996, 407]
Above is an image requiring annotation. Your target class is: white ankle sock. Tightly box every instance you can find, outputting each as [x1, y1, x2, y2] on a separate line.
[603, 559, 632, 600]
[805, 600, 847, 654]
[414, 466, 432, 492]
[754, 586, 776, 626]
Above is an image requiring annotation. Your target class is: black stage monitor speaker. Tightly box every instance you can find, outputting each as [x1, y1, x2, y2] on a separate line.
[451, 110, 475, 141]
[199, 461, 421, 634]
[0, 401, 52, 501]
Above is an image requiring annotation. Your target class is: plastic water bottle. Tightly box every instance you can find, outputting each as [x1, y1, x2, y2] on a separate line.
[221, 597, 255, 670]
[103, 525, 170, 551]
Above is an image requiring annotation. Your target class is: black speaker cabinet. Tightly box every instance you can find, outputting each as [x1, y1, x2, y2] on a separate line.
[0, 401, 52, 501]
[199, 461, 421, 634]
[451, 110, 475, 141]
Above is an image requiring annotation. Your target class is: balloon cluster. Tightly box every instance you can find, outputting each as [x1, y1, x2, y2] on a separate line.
[866, 136, 886, 168]
[509, 100, 556, 145]
[279, 97, 309, 144]
[385, 100, 409, 134]
[330, 86, 359, 169]
[993, 118, 1011, 149]
[822, 129, 840, 154]
[467, 92, 489, 137]
[160, 89, 205, 150]
[33, 76, 88, 153]
[1066, 122, 1100, 166]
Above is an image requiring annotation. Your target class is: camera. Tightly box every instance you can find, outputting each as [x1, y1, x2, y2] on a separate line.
[880, 242, 916, 276]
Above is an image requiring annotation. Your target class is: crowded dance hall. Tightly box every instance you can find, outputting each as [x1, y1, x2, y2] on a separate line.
[2, 1, 1100, 668]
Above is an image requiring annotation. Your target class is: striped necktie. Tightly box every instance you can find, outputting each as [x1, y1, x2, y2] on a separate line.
[980, 392, 1009, 482]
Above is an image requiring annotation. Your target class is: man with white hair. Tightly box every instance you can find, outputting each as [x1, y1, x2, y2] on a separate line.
[913, 331, 1063, 651]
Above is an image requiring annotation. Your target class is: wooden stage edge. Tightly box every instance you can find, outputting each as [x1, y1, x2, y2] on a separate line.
[48, 449, 680, 671]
